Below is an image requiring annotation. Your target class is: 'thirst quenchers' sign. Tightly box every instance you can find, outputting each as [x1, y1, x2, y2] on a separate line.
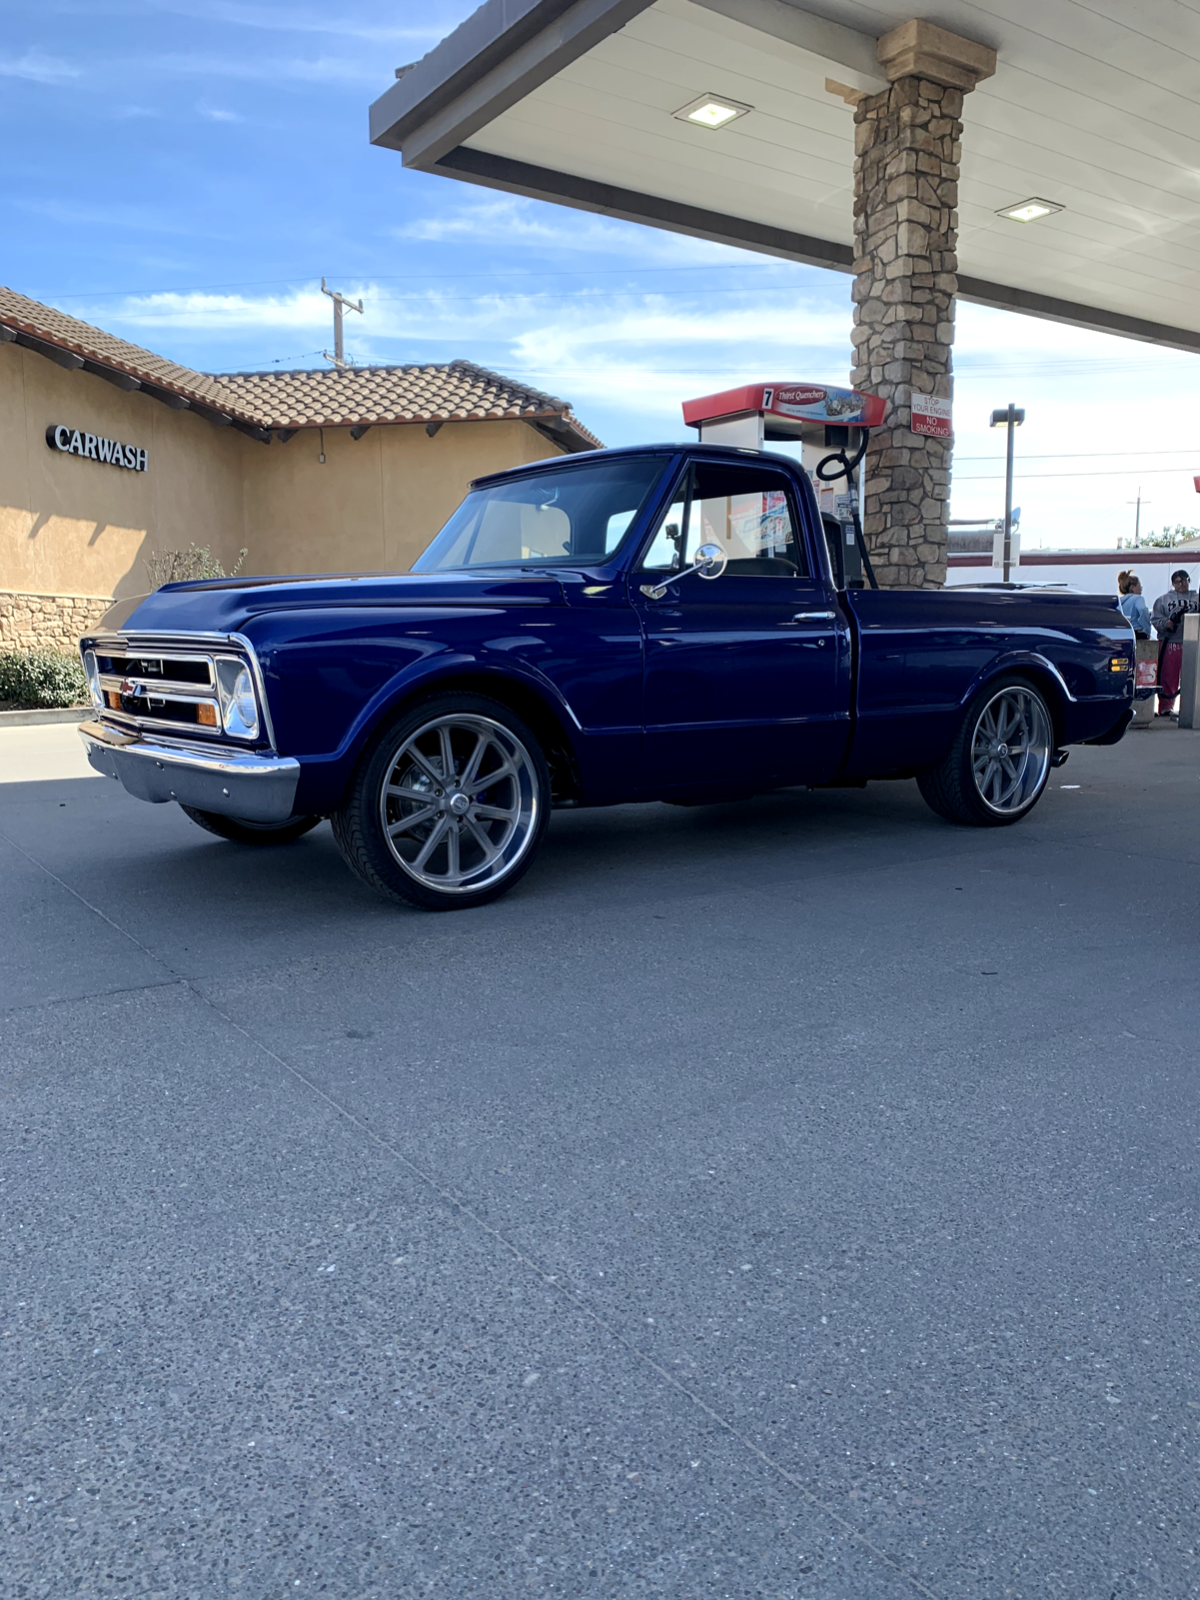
[46, 424, 148, 472]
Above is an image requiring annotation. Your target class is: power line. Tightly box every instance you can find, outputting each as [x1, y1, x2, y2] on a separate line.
[33, 261, 806, 301]
[953, 466, 1200, 480]
[953, 448, 1200, 462]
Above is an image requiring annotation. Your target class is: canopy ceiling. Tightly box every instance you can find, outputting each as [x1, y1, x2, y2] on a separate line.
[371, 0, 1200, 352]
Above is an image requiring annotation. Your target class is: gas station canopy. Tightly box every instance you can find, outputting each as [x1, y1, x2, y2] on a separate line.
[370, 0, 1200, 353]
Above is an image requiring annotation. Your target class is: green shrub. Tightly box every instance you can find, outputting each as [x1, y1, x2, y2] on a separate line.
[0, 648, 89, 709]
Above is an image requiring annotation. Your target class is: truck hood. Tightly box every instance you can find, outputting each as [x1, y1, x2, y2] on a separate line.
[95, 568, 568, 637]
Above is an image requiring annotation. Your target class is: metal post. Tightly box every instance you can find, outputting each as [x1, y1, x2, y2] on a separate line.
[1002, 402, 1016, 582]
[1180, 612, 1200, 730]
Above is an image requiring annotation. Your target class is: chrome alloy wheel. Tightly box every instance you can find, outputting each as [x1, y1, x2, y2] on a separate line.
[970, 685, 1052, 816]
[378, 713, 540, 894]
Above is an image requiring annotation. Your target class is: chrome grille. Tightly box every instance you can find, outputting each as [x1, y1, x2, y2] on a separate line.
[84, 634, 265, 743]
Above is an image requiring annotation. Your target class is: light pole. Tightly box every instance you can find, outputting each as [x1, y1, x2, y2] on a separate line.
[990, 404, 1025, 581]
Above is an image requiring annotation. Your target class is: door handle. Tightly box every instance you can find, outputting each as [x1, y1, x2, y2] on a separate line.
[792, 610, 837, 621]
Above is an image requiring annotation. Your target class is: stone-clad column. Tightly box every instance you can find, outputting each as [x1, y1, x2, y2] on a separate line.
[850, 22, 995, 587]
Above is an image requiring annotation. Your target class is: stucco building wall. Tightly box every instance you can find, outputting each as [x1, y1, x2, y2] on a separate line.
[0, 339, 566, 647]
[240, 417, 559, 578]
[0, 341, 247, 616]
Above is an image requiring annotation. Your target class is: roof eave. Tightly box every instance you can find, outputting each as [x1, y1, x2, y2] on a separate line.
[368, 0, 653, 168]
[525, 412, 603, 453]
[0, 312, 267, 429]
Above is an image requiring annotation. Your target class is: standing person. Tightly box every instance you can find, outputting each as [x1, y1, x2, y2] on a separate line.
[1117, 571, 1152, 638]
[1151, 569, 1199, 717]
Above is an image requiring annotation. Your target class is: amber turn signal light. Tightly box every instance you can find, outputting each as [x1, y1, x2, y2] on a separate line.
[1109, 657, 1131, 672]
[196, 702, 219, 726]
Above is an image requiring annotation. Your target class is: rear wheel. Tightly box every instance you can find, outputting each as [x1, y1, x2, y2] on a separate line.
[918, 676, 1054, 827]
[331, 694, 551, 910]
[180, 806, 321, 845]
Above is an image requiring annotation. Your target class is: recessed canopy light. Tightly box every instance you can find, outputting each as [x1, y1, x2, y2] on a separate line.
[996, 198, 1063, 223]
[674, 93, 751, 130]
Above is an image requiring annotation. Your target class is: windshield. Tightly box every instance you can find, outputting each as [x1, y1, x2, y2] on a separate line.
[412, 456, 670, 572]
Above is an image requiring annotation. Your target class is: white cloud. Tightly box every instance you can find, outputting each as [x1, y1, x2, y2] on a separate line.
[198, 101, 242, 123]
[111, 50, 385, 87]
[86, 281, 852, 436]
[398, 194, 769, 266]
[97, 288, 335, 331]
[80, 280, 1200, 545]
[16, 196, 238, 239]
[144, 0, 453, 43]
[278, 55, 391, 85]
[0, 49, 79, 84]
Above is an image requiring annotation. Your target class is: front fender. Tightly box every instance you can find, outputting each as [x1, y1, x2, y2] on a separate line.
[276, 638, 584, 815]
[349, 649, 582, 756]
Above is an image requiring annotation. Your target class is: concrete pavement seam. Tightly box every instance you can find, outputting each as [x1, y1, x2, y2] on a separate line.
[0, 821, 945, 1599]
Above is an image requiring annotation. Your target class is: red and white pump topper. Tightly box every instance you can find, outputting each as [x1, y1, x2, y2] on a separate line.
[682, 382, 886, 449]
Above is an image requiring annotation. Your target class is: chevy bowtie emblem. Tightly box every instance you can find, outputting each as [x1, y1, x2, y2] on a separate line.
[119, 679, 140, 696]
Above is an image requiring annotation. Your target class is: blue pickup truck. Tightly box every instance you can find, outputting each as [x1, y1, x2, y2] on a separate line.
[80, 443, 1134, 910]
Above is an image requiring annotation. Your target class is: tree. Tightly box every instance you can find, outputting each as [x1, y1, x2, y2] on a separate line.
[145, 544, 247, 588]
[1141, 525, 1200, 550]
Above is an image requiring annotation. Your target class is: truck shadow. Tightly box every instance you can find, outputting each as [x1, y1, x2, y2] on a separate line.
[533, 780, 948, 897]
[2, 773, 957, 955]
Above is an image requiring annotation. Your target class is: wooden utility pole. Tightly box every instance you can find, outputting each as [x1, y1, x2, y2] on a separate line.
[321, 279, 363, 371]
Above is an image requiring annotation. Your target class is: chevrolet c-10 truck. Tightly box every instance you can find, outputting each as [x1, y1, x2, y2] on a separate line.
[79, 443, 1134, 909]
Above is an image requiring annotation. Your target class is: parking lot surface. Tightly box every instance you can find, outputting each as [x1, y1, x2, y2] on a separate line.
[3, 721, 1198, 1599]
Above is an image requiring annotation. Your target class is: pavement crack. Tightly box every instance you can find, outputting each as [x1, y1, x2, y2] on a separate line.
[0, 977, 185, 1017]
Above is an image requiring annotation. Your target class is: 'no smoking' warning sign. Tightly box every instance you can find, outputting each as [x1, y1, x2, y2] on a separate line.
[910, 394, 952, 439]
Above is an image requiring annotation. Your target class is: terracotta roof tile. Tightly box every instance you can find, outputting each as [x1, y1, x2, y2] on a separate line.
[0, 285, 602, 451]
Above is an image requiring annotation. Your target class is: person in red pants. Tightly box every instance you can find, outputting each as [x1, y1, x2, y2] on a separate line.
[1151, 569, 1199, 717]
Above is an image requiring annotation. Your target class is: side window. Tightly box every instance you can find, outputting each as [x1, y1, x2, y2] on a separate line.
[640, 479, 690, 571]
[689, 462, 807, 578]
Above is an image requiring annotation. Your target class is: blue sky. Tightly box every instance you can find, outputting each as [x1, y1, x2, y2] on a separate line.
[4, 0, 1200, 550]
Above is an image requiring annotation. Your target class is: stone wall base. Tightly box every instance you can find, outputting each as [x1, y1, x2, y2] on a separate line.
[0, 590, 113, 654]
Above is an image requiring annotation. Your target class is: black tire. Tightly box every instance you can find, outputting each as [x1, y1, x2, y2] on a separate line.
[330, 693, 551, 911]
[179, 806, 322, 845]
[917, 675, 1054, 827]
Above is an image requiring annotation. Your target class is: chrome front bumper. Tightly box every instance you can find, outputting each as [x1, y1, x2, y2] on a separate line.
[79, 720, 301, 822]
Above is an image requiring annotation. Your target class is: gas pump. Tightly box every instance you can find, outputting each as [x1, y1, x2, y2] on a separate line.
[681, 382, 886, 588]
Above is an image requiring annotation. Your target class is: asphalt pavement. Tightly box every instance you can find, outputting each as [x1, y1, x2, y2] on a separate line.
[2, 719, 1198, 1599]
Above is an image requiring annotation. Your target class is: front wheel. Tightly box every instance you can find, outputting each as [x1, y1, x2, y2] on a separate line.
[331, 694, 551, 910]
[918, 677, 1054, 827]
[180, 806, 322, 845]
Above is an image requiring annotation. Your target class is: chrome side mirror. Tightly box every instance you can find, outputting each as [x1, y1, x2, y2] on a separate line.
[640, 542, 728, 601]
[694, 542, 728, 580]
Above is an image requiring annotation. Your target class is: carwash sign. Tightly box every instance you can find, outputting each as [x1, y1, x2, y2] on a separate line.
[46, 424, 147, 472]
